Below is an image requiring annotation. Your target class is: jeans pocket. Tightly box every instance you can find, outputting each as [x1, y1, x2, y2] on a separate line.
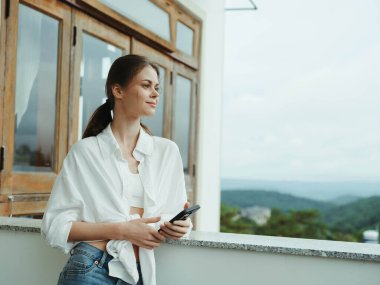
[63, 251, 98, 275]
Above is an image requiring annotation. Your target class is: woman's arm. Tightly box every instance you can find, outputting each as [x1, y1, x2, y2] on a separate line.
[68, 216, 166, 249]
[67, 221, 121, 242]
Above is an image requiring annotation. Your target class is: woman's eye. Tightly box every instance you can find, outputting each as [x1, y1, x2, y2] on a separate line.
[142, 84, 159, 92]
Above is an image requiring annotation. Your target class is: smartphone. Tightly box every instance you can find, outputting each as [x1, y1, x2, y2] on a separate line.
[158, 204, 200, 232]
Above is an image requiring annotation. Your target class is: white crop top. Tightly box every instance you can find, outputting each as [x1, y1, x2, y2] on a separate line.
[125, 166, 144, 207]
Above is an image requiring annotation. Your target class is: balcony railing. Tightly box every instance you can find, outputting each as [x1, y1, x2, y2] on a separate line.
[0, 217, 379, 285]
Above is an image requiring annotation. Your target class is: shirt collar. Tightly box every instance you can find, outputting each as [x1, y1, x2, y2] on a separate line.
[97, 122, 153, 161]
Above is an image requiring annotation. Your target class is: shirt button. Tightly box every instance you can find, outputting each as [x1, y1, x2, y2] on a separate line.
[94, 260, 99, 265]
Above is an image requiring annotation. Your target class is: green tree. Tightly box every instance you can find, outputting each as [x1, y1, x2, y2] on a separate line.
[220, 203, 255, 234]
[220, 203, 360, 242]
[253, 208, 330, 239]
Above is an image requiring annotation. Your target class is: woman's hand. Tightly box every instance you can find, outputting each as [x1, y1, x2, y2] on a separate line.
[159, 202, 192, 240]
[118, 216, 166, 250]
[159, 217, 191, 239]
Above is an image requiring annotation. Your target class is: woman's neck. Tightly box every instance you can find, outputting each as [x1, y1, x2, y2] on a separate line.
[110, 116, 141, 155]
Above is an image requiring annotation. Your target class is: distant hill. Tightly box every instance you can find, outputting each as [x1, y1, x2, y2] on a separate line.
[221, 178, 380, 202]
[329, 195, 361, 205]
[322, 196, 380, 233]
[221, 190, 334, 212]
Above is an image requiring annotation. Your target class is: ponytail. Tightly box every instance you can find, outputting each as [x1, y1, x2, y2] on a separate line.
[82, 98, 113, 139]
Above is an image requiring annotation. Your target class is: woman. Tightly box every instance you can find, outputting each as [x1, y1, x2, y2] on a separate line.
[41, 54, 193, 285]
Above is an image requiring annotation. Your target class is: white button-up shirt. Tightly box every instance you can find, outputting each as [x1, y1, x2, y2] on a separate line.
[41, 122, 193, 285]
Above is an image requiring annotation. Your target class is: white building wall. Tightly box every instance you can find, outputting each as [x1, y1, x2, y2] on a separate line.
[2, 229, 380, 285]
[177, 0, 225, 232]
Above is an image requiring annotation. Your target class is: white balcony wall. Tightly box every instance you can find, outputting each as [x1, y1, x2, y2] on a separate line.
[1, 227, 379, 285]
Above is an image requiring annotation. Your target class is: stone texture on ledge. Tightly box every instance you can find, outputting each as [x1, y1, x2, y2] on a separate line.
[169, 231, 380, 263]
[0, 216, 41, 233]
[1, 216, 379, 263]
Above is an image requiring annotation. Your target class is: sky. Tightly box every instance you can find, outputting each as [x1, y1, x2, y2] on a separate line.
[221, 0, 380, 182]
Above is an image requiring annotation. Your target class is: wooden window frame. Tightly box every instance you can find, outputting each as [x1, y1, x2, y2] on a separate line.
[171, 2, 201, 69]
[64, 0, 201, 70]
[79, 0, 175, 51]
[0, 0, 7, 194]
[172, 61, 198, 205]
[0, 0, 71, 216]
[68, 9, 131, 148]
[0, 0, 200, 217]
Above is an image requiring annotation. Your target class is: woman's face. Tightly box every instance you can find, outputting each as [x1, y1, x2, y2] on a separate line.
[113, 65, 160, 119]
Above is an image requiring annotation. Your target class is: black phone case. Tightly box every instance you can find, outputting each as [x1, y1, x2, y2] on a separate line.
[169, 204, 200, 223]
[158, 204, 200, 232]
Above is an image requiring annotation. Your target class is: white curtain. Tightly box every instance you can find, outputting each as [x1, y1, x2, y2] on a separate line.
[14, 5, 42, 129]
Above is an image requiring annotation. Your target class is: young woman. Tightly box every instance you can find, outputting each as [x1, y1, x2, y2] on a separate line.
[41, 54, 193, 285]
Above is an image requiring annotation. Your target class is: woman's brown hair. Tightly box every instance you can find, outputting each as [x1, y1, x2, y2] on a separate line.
[82, 54, 160, 139]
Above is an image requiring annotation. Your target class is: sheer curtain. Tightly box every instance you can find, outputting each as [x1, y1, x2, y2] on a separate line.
[14, 6, 42, 129]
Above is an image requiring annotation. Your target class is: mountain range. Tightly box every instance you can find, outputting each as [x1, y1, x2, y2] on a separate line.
[221, 178, 380, 201]
[221, 189, 380, 233]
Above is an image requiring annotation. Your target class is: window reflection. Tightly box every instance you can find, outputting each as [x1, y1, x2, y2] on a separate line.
[176, 21, 194, 56]
[99, 0, 171, 41]
[78, 33, 122, 138]
[13, 4, 59, 172]
[173, 75, 192, 172]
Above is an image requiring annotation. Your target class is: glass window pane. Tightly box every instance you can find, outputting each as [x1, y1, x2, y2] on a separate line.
[141, 65, 166, 137]
[173, 75, 192, 172]
[99, 0, 171, 41]
[79, 33, 122, 138]
[176, 21, 194, 56]
[13, 4, 59, 172]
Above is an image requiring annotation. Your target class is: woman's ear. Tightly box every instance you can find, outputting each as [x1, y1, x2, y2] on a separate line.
[111, 83, 124, 99]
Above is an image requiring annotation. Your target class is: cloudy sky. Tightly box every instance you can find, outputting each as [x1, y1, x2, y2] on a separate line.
[221, 0, 380, 182]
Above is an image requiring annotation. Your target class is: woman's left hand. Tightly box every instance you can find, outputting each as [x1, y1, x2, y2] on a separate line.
[159, 202, 192, 239]
[159, 217, 191, 240]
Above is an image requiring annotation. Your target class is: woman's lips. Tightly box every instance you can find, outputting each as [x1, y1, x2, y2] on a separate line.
[147, 102, 156, 108]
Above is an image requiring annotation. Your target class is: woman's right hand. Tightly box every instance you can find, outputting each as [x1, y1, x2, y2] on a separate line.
[117, 216, 166, 249]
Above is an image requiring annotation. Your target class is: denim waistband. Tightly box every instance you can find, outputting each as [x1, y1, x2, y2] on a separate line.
[70, 241, 140, 268]
[70, 242, 113, 268]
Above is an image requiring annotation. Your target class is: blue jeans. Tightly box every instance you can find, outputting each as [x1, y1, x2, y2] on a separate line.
[57, 241, 143, 285]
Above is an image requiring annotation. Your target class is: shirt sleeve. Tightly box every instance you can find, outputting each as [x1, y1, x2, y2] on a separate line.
[40, 152, 84, 254]
[156, 142, 193, 239]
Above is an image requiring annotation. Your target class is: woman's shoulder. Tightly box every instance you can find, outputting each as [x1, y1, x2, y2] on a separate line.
[57, 137, 98, 176]
[151, 136, 183, 170]
[152, 135, 180, 154]
[65, 136, 98, 159]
